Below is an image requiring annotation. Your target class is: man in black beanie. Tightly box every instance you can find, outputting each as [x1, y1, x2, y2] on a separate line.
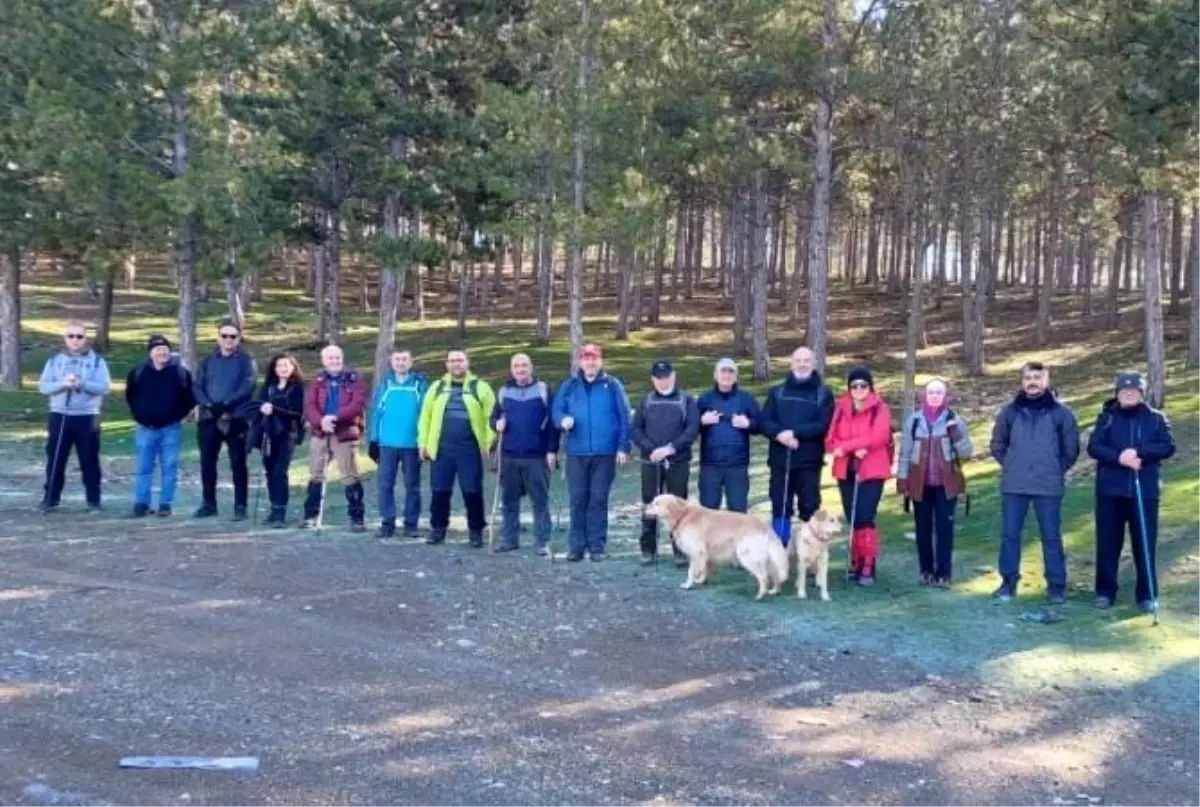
[1086, 372, 1175, 611]
[125, 335, 195, 517]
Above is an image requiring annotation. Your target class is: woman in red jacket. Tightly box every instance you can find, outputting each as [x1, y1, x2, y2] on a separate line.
[826, 367, 893, 586]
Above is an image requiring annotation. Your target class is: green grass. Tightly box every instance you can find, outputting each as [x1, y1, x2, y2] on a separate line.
[5, 274, 1198, 709]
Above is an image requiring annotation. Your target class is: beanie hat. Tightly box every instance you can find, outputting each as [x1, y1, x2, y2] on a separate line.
[1114, 372, 1146, 395]
[147, 334, 171, 352]
[847, 366, 874, 389]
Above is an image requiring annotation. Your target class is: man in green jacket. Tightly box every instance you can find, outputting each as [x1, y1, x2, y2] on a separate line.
[418, 348, 497, 547]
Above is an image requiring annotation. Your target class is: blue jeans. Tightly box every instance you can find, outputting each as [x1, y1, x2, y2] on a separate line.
[566, 454, 616, 555]
[378, 447, 421, 528]
[698, 465, 750, 512]
[999, 493, 1066, 588]
[133, 423, 182, 508]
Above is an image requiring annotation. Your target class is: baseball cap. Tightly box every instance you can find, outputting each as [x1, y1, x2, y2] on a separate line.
[1115, 372, 1146, 394]
[715, 358, 738, 373]
[577, 343, 602, 360]
[651, 360, 674, 378]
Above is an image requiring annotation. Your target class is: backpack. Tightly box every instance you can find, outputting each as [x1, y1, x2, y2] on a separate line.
[908, 409, 970, 512]
[431, 377, 483, 408]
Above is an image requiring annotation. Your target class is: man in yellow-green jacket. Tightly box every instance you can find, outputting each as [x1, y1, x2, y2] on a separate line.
[418, 348, 497, 547]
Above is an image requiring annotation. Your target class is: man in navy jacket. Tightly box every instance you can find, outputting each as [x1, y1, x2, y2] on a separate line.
[551, 343, 630, 562]
[696, 358, 761, 514]
[1087, 372, 1175, 611]
[492, 353, 560, 555]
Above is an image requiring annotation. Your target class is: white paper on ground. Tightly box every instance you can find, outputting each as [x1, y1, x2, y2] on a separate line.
[118, 756, 259, 771]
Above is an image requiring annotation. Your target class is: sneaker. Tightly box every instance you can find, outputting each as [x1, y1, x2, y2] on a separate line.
[933, 577, 951, 589]
[1093, 595, 1113, 610]
[590, 552, 606, 563]
[566, 552, 585, 562]
[376, 521, 396, 539]
[349, 521, 366, 534]
[299, 518, 318, 530]
[992, 581, 1016, 601]
[640, 552, 657, 567]
[156, 505, 172, 518]
[130, 503, 151, 518]
[193, 503, 218, 519]
[1047, 587, 1066, 605]
[535, 545, 551, 557]
[232, 506, 248, 522]
[426, 530, 446, 545]
[918, 572, 932, 587]
[468, 532, 484, 549]
[402, 526, 423, 539]
[1138, 599, 1156, 614]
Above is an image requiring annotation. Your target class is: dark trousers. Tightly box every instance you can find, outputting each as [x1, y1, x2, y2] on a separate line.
[566, 454, 617, 555]
[430, 444, 485, 532]
[999, 493, 1066, 589]
[769, 466, 821, 521]
[1095, 494, 1159, 604]
[913, 486, 957, 579]
[198, 418, 249, 508]
[698, 465, 750, 513]
[837, 470, 884, 528]
[262, 438, 295, 510]
[640, 459, 689, 556]
[43, 413, 102, 506]
[378, 447, 421, 528]
[500, 456, 552, 549]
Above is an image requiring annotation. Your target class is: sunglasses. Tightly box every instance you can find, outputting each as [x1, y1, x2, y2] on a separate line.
[219, 333, 240, 340]
[65, 334, 86, 340]
[849, 382, 870, 390]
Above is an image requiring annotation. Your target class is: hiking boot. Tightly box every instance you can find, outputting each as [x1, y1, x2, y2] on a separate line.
[992, 580, 1017, 601]
[640, 552, 657, 567]
[193, 502, 218, 519]
[535, 545, 551, 557]
[376, 519, 396, 539]
[468, 531, 484, 549]
[299, 517, 319, 530]
[39, 501, 59, 515]
[918, 572, 933, 587]
[933, 577, 951, 589]
[156, 505, 172, 518]
[265, 507, 285, 527]
[232, 505, 248, 522]
[589, 551, 606, 563]
[426, 529, 446, 545]
[1093, 595, 1113, 610]
[402, 525, 423, 539]
[349, 521, 367, 534]
[566, 551, 585, 562]
[1138, 600, 1156, 614]
[1047, 586, 1066, 605]
[496, 543, 520, 553]
[131, 503, 151, 518]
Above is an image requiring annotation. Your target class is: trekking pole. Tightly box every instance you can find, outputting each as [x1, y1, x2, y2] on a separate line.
[1133, 473, 1160, 626]
[847, 460, 861, 580]
[552, 439, 569, 565]
[782, 445, 796, 543]
[44, 389, 72, 508]
[489, 432, 503, 554]
[655, 459, 666, 573]
[315, 436, 331, 532]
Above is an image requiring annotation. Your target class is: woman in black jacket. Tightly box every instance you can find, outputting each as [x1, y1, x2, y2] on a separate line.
[253, 354, 305, 526]
[1086, 372, 1175, 611]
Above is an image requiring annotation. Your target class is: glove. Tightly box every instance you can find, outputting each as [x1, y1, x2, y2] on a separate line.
[368, 441, 380, 463]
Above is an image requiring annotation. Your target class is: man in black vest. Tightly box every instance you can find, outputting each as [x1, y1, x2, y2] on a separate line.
[632, 360, 700, 566]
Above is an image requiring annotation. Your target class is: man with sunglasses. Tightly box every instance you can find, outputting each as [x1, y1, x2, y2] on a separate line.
[37, 321, 111, 512]
[989, 361, 1080, 603]
[192, 320, 258, 520]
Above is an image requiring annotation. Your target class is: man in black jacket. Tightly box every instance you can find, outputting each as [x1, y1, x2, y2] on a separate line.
[696, 358, 761, 513]
[989, 361, 1080, 602]
[125, 335, 195, 517]
[1087, 372, 1175, 611]
[632, 360, 700, 566]
[192, 320, 258, 520]
[759, 346, 834, 546]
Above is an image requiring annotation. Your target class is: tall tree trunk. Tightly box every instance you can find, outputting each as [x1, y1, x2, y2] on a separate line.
[1036, 160, 1060, 346]
[1188, 206, 1199, 367]
[671, 201, 686, 302]
[0, 246, 19, 388]
[719, 206, 731, 297]
[511, 236, 524, 298]
[632, 250, 645, 332]
[1109, 210, 1126, 329]
[684, 203, 698, 300]
[649, 222, 665, 324]
[375, 134, 410, 388]
[95, 266, 117, 354]
[866, 201, 881, 287]
[690, 204, 705, 288]
[223, 249, 246, 332]
[959, 190, 979, 372]
[807, 0, 836, 373]
[125, 254, 137, 291]
[568, 0, 589, 363]
[750, 170, 770, 380]
[731, 188, 748, 355]
[456, 261, 473, 340]
[169, 81, 198, 371]
[1169, 196, 1184, 315]
[903, 216, 925, 424]
[615, 242, 635, 340]
[790, 201, 805, 325]
[1141, 192, 1167, 407]
[326, 209, 343, 344]
[313, 242, 328, 343]
[778, 198, 790, 304]
[1186, 203, 1197, 300]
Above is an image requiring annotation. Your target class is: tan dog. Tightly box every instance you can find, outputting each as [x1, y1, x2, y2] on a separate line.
[789, 509, 844, 601]
[646, 494, 789, 600]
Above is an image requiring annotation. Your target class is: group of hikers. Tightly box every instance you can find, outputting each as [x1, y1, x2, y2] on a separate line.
[39, 319, 1175, 610]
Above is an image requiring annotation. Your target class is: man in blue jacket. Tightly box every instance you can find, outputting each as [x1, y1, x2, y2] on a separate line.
[551, 343, 631, 562]
[369, 349, 428, 538]
[696, 358, 761, 514]
[491, 353, 560, 555]
[989, 361, 1080, 602]
[1087, 372, 1175, 611]
[758, 347, 834, 546]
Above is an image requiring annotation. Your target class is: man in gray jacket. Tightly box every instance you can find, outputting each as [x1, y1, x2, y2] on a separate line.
[37, 321, 111, 512]
[989, 361, 1080, 602]
[192, 320, 258, 520]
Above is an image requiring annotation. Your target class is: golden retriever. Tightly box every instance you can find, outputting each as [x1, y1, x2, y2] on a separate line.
[646, 494, 789, 600]
[788, 509, 843, 601]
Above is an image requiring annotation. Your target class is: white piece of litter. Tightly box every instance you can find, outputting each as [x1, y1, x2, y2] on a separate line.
[118, 756, 259, 771]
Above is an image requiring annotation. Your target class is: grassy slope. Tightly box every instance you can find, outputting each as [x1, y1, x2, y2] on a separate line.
[4, 274, 1197, 706]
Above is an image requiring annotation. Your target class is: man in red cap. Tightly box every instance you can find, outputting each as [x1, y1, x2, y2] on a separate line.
[551, 343, 631, 562]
